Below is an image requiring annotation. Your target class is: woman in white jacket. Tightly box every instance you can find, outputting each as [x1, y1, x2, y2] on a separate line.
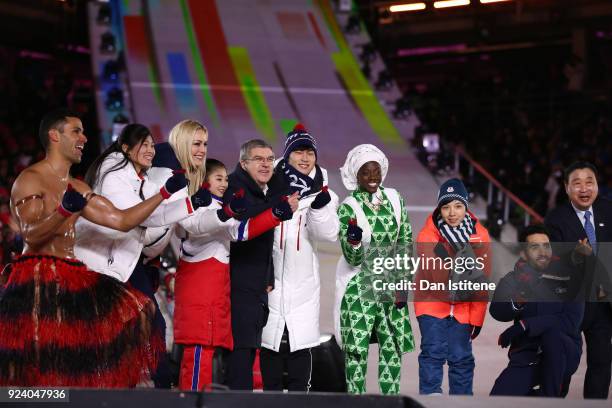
[260, 124, 340, 392]
[74, 123, 212, 387]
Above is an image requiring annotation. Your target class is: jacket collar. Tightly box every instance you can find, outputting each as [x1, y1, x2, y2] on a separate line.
[232, 163, 274, 198]
[101, 152, 144, 182]
[512, 256, 567, 281]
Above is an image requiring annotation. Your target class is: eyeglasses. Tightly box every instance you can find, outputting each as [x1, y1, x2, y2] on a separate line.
[245, 156, 275, 164]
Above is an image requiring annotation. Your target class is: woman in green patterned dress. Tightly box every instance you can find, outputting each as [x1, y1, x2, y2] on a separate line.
[334, 144, 415, 394]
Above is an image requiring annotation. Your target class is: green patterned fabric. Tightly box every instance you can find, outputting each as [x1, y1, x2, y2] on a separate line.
[338, 188, 412, 269]
[338, 187, 415, 394]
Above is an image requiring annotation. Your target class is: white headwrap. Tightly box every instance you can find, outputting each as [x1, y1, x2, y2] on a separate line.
[340, 144, 389, 191]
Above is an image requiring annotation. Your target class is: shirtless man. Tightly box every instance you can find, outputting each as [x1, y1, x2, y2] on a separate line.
[0, 109, 188, 387]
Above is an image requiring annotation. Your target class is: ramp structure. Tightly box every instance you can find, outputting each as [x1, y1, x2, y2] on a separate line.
[101, 0, 408, 162]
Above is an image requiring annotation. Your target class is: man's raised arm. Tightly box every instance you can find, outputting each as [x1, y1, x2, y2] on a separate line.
[76, 171, 188, 232]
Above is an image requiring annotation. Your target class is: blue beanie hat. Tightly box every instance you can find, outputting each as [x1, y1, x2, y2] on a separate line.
[283, 123, 317, 161]
[437, 178, 469, 209]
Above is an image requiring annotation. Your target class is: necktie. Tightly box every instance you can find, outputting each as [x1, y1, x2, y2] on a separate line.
[584, 210, 598, 255]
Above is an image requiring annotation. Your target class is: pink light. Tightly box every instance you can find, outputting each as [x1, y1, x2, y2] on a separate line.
[397, 43, 467, 57]
[18, 50, 52, 60]
[62, 44, 91, 54]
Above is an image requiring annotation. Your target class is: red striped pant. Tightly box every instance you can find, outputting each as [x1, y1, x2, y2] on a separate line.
[179, 345, 215, 391]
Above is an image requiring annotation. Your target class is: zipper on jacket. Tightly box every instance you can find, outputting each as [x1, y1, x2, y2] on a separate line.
[296, 215, 302, 252]
[107, 241, 115, 266]
[138, 179, 145, 201]
[450, 303, 454, 317]
[280, 222, 284, 250]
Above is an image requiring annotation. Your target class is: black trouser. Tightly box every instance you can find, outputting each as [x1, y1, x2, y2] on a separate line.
[539, 330, 581, 397]
[260, 327, 312, 392]
[582, 302, 612, 399]
[128, 258, 172, 388]
[490, 365, 539, 396]
[226, 347, 257, 390]
[492, 331, 580, 397]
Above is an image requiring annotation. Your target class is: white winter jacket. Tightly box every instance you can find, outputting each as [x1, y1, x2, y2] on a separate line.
[74, 153, 195, 282]
[261, 166, 340, 352]
[138, 167, 242, 262]
[176, 197, 276, 263]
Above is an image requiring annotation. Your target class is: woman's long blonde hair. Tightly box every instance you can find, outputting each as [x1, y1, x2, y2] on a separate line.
[168, 119, 207, 195]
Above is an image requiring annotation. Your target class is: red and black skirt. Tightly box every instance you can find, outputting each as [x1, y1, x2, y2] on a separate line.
[0, 255, 163, 387]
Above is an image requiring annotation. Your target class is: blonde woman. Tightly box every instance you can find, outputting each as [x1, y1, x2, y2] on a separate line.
[169, 119, 207, 195]
[148, 119, 215, 261]
[145, 119, 211, 263]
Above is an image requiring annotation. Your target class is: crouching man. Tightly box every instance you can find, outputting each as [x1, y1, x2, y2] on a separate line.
[490, 224, 585, 397]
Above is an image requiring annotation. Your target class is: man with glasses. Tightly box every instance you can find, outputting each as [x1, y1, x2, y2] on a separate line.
[225, 139, 298, 390]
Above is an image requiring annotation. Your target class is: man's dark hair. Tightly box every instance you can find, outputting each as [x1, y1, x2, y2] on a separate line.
[563, 161, 598, 184]
[519, 224, 550, 247]
[38, 108, 81, 151]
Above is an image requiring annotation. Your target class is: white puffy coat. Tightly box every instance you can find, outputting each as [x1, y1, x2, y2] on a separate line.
[261, 167, 339, 352]
[74, 153, 194, 282]
[138, 167, 241, 262]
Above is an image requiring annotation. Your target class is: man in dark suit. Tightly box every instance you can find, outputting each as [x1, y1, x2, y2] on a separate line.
[545, 161, 612, 399]
[224, 139, 298, 390]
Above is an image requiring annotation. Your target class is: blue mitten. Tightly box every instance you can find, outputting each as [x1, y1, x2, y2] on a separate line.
[161, 170, 188, 199]
[191, 183, 212, 209]
[57, 184, 86, 217]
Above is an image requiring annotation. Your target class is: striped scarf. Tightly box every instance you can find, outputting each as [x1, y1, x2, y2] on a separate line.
[276, 159, 319, 197]
[436, 212, 476, 252]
